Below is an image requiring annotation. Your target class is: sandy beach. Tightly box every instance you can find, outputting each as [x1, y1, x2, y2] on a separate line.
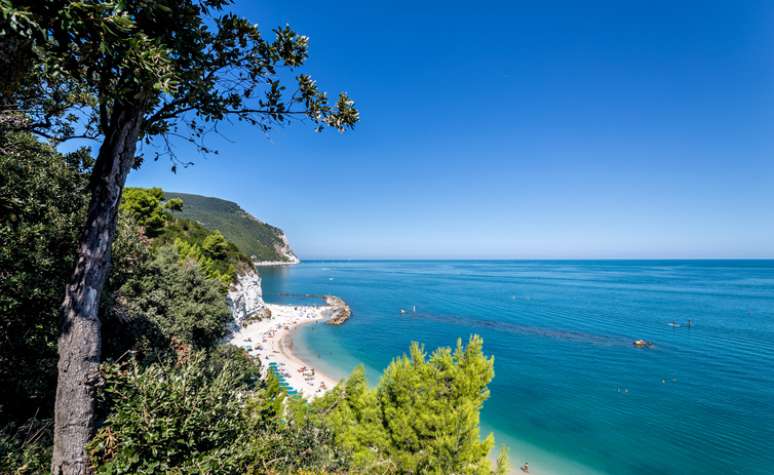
[229, 303, 339, 399]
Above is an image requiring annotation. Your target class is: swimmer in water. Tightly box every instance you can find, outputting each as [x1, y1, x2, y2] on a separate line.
[521, 462, 529, 473]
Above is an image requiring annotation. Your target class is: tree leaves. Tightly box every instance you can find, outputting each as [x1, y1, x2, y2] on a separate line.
[307, 336, 508, 474]
[1, 0, 360, 164]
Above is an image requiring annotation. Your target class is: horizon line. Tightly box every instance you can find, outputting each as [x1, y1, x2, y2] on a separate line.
[295, 257, 774, 262]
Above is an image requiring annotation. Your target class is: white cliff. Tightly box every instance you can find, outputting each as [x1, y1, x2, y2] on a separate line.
[227, 270, 271, 325]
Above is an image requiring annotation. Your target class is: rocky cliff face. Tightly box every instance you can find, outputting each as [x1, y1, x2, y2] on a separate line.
[227, 270, 271, 325]
[274, 231, 300, 264]
[254, 231, 300, 265]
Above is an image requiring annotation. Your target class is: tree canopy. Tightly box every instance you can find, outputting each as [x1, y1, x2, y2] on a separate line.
[308, 335, 508, 474]
[1, 0, 358, 166]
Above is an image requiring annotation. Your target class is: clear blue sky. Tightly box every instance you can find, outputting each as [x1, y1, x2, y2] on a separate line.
[127, 0, 774, 259]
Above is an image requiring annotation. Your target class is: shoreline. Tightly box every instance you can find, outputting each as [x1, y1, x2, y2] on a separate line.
[253, 258, 300, 267]
[229, 303, 339, 399]
[229, 305, 580, 475]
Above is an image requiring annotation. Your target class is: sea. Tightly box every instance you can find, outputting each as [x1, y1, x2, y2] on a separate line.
[257, 260, 774, 475]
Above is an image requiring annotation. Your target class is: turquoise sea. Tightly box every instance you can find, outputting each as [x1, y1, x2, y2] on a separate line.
[258, 261, 774, 475]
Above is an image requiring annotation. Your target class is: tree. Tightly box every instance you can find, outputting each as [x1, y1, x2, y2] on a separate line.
[309, 336, 508, 474]
[0, 2, 358, 473]
[119, 187, 168, 236]
[377, 336, 500, 474]
[202, 230, 229, 260]
[164, 197, 184, 212]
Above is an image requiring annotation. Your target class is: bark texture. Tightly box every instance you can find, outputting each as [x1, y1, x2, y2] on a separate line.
[51, 105, 143, 475]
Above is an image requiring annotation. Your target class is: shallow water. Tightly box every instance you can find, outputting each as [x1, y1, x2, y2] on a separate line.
[259, 260, 774, 475]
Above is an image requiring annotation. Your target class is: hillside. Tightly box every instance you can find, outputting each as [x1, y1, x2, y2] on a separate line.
[164, 192, 298, 263]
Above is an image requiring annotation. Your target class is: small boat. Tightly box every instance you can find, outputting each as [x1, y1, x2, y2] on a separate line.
[400, 308, 406, 315]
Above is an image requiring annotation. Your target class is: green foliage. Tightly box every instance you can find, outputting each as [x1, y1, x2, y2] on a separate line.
[164, 192, 294, 262]
[120, 187, 170, 237]
[119, 188, 251, 285]
[310, 336, 507, 474]
[309, 367, 390, 470]
[0, 417, 53, 475]
[377, 336, 501, 474]
[0, 131, 90, 422]
[2, 0, 358, 151]
[89, 353, 350, 475]
[164, 197, 184, 211]
[174, 237, 237, 286]
[106, 245, 233, 354]
[89, 353, 257, 475]
[202, 230, 230, 260]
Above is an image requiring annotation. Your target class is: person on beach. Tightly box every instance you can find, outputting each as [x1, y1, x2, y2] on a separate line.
[521, 462, 529, 472]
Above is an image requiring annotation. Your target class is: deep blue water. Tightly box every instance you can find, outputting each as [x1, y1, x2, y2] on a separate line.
[258, 261, 774, 475]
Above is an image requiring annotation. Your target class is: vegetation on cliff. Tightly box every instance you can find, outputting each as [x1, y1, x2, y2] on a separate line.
[164, 192, 298, 263]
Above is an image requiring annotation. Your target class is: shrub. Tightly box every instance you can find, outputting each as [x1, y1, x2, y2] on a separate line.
[89, 354, 254, 475]
[105, 245, 233, 356]
[89, 353, 350, 475]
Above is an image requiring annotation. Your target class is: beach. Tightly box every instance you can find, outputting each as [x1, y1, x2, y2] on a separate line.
[229, 303, 339, 399]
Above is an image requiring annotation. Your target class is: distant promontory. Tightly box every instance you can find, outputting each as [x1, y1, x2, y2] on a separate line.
[164, 191, 299, 265]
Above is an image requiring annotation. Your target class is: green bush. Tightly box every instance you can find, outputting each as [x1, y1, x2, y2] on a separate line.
[174, 238, 237, 286]
[105, 245, 233, 355]
[89, 353, 350, 475]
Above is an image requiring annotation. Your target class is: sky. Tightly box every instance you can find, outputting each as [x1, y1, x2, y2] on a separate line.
[126, 0, 774, 259]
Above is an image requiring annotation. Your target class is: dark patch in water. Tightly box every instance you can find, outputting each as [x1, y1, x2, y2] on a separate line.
[403, 311, 633, 348]
[273, 292, 638, 348]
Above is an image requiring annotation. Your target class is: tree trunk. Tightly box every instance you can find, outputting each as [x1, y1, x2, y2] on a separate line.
[51, 104, 143, 475]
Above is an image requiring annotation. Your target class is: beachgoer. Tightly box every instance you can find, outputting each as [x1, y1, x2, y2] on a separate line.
[521, 462, 529, 473]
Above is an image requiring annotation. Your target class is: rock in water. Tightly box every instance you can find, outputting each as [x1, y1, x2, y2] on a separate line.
[324, 295, 351, 325]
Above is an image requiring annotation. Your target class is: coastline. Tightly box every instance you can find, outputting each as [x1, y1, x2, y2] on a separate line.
[229, 302, 339, 399]
[253, 257, 300, 267]
[230, 302, 589, 475]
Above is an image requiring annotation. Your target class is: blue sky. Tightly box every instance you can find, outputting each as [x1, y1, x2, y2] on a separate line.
[127, 0, 774, 259]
